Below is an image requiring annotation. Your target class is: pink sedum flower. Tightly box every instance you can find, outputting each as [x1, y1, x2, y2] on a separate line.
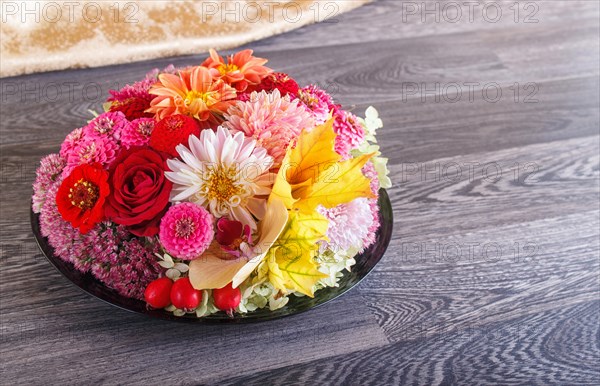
[120, 118, 155, 148]
[159, 203, 215, 260]
[32, 154, 66, 213]
[225, 89, 315, 166]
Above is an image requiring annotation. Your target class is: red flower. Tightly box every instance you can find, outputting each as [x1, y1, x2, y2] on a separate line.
[215, 218, 251, 255]
[105, 148, 173, 237]
[246, 72, 299, 97]
[56, 163, 110, 234]
[109, 97, 153, 121]
[149, 114, 201, 157]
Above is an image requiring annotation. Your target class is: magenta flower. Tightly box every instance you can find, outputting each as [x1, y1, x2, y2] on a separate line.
[120, 118, 155, 148]
[62, 135, 120, 178]
[216, 218, 252, 256]
[297, 85, 337, 125]
[333, 110, 366, 158]
[83, 111, 128, 141]
[159, 203, 215, 260]
[59, 127, 84, 159]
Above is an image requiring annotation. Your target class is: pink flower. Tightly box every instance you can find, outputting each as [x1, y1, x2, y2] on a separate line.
[92, 235, 161, 300]
[60, 127, 84, 159]
[120, 118, 155, 148]
[32, 153, 66, 213]
[361, 161, 381, 249]
[63, 136, 120, 178]
[333, 110, 366, 158]
[159, 203, 215, 260]
[225, 89, 315, 166]
[318, 198, 376, 253]
[83, 112, 128, 141]
[297, 85, 337, 125]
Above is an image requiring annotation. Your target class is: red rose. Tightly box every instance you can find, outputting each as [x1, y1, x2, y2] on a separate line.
[105, 148, 173, 237]
[56, 163, 110, 234]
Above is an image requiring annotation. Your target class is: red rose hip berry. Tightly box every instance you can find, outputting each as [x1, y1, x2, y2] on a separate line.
[213, 282, 241, 317]
[170, 277, 202, 311]
[144, 277, 173, 309]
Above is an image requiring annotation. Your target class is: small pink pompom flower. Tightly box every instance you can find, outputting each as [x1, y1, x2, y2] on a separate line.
[159, 203, 214, 260]
[121, 118, 155, 148]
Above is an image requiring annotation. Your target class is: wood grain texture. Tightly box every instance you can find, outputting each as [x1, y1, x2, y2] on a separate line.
[1, 0, 599, 384]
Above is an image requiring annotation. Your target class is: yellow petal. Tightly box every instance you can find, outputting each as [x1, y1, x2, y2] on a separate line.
[189, 249, 246, 290]
[286, 119, 339, 185]
[294, 153, 376, 212]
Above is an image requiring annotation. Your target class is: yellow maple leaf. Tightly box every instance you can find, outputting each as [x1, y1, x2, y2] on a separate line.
[266, 209, 329, 297]
[272, 118, 376, 212]
[265, 118, 376, 296]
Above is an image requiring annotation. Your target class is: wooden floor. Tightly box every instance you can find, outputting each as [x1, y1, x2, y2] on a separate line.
[1, 1, 599, 384]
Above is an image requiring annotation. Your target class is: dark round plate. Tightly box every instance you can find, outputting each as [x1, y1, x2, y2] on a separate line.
[31, 189, 393, 323]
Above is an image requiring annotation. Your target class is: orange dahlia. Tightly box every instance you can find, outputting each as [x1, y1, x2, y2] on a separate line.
[147, 66, 237, 123]
[202, 49, 272, 92]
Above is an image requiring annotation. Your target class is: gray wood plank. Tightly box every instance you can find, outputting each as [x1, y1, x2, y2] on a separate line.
[1, 0, 599, 384]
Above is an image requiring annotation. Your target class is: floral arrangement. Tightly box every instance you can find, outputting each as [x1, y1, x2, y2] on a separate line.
[32, 49, 391, 318]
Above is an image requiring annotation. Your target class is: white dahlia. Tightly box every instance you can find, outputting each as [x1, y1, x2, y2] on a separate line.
[165, 127, 275, 230]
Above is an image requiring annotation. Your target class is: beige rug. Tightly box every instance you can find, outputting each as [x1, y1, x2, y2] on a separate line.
[0, 0, 371, 78]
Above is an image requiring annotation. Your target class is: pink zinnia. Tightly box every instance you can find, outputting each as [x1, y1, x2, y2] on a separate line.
[63, 136, 119, 178]
[333, 110, 366, 158]
[60, 127, 84, 159]
[297, 85, 337, 125]
[225, 89, 315, 166]
[159, 203, 214, 260]
[121, 118, 155, 148]
[83, 112, 127, 141]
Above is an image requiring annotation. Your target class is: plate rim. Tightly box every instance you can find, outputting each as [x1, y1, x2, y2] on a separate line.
[31, 189, 393, 323]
